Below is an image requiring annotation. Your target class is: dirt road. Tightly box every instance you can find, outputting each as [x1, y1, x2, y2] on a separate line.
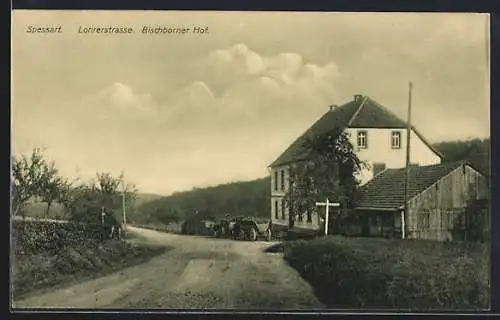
[13, 227, 323, 309]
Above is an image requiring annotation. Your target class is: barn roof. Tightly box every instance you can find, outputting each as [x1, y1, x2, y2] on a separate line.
[269, 95, 443, 167]
[353, 161, 477, 210]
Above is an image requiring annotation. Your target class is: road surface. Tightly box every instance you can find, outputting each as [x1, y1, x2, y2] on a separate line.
[13, 227, 324, 309]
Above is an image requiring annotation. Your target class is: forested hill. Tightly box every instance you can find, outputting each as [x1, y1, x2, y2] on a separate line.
[433, 138, 490, 176]
[133, 177, 271, 225]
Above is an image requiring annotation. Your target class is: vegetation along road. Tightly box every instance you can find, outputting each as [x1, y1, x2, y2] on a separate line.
[14, 227, 323, 309]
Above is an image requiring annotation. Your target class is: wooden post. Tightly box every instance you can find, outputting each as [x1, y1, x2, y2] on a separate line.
[315, 198, 340, 237]
[403, 81, 413, 240]
[121, 173, 127, 230]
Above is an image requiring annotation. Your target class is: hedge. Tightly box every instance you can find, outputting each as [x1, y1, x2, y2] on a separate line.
[283, 236, 489, 310]
[12, 220, 105, 255]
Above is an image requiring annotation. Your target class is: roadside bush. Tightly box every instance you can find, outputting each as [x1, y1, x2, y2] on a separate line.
[12, 220, 104, 255]
[283, 236, 490, 310]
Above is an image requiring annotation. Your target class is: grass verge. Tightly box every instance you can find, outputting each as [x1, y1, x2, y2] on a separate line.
[282, 236, 490, 310]
[12, 226, 169, 300]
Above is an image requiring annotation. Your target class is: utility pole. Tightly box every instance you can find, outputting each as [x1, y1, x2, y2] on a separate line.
[121, 172, 127, 229]
[402, 81, 413, 240]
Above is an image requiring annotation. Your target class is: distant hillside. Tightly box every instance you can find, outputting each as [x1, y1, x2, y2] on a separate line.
[133, 193, 164, 206]
[134, 177, 271, 225]
[433, 138, 490, 177]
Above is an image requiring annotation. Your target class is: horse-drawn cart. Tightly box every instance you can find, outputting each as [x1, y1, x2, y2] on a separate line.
[213, 216, 272, 241]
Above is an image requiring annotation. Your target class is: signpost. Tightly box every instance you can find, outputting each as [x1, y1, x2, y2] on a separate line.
[101, 207, 105, 225]
[315, 198, 340, 237]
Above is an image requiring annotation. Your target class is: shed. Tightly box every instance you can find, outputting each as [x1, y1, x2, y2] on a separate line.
[349, 161, 489, 241]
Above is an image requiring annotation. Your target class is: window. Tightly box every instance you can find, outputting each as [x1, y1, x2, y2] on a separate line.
[280, 169, 285, 191]
[306, 209, 312, 223]
[357, 131, 368, 149]
[281, 199, 286, 220]
[274, 200, 279, 219]
[373, 163, 386, 176]
[274, 170, 278, 191]
[391, 131, 401, 149]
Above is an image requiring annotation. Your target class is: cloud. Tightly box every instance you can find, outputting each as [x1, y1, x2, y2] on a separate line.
[39, 42, 344, 192]
[91, 82, 158, 115]
[96, 82, 155, 111]
[59, 43, 343, 139]
[207, 43, 340, 88]
[172, 43, 342, 129]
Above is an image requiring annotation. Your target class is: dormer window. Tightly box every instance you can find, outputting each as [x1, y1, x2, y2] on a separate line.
[357, 131, 368, 149]
[391, 131, 401, 149]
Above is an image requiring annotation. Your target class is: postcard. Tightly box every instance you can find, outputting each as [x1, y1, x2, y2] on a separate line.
[11, 10, 491, 311]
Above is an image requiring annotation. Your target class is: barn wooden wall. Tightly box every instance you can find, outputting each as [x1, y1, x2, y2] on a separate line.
[407, 165, 488, 241]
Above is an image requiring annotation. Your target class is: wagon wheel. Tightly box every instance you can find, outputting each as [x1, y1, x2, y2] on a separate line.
[266, 228, 272, 241]
[249, 227, 257, 242]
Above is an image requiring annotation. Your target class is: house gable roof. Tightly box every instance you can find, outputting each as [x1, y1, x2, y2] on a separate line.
[348, 97, 408, 128]
[269, 99, 361, 167]
[353, 161, 480, 210]
[270, 95, 443, 167]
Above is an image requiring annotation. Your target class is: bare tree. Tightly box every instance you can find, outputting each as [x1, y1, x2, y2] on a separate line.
[38, 161, 69, 218]
[11, 148, 48, 216]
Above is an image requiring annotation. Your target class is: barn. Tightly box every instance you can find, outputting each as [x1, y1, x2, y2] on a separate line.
[346, 160, 489, 241]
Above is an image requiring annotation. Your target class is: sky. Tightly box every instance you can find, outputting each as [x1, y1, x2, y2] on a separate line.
[12, 11, 490, 195]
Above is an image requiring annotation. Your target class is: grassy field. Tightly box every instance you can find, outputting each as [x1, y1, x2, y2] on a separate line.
[282, 236, 490, 310]
[11, 220, 169, 300]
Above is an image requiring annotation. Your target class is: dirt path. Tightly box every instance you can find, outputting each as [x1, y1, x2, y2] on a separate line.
[13, 227, 323, 309]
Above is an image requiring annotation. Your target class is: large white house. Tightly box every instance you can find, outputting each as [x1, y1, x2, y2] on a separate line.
[268, 94, 443, 232]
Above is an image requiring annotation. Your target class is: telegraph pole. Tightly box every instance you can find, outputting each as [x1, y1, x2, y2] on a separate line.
[121, 172, 127, 229]
[402, 82, 413, 240]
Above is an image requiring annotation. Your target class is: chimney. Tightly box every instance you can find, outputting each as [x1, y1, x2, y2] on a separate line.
[329, 104, 337, 111]
[353, 94, 363, 102]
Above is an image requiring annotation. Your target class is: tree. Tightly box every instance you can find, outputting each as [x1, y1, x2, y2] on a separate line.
[65, 172, 137, 224]
[11, 148, 52, 216]
[433, 138, 490, 177]
[284, 129, 366, 230]
[38, 161, 69, 218]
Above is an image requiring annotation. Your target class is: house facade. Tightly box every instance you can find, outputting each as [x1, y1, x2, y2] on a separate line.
[268, 94, 443, 233]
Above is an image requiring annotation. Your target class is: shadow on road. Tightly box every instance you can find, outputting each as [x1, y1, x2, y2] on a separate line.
[263, 243, 286, 253]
